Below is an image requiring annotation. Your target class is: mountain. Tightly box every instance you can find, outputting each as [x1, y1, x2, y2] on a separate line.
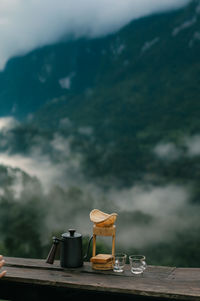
[0, 1, 199, 119]
[1, 0, 200, 266]
[1, 0, 200, 185]
[0, 32, 114, 118]
[31, 0, 200, 185]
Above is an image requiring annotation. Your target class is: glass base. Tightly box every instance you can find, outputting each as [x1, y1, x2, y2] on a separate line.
[131, 267, 143, 274]
[113, 268, 124, 272]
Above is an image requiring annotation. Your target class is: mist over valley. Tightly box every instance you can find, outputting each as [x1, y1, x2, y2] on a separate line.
[0, 0, 200, 266]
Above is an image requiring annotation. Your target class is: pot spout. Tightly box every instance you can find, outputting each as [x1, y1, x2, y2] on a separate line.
[46, 237, 61, 264]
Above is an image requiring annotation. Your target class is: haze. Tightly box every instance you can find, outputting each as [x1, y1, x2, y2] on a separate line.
[0, 0, 190, 70]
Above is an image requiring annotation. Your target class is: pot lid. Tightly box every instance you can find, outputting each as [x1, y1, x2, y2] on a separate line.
[62, 229, 82, 238]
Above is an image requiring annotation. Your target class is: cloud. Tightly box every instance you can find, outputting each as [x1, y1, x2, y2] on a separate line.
[153, 142, 181, 161]
[0, 0, 190, 70]
[107, 183, 198, 247]
[154, 134, 200, 161]
[0, 126, 198, 248]
[0, 144, 198, 248]
[184, 135, 200, 156]
[0, 134, 84, 192]
[0, 152, 59, 190]
[0, 117, 19, 132]
[59, 72, 76, 90]
[0, 117, 199, 249]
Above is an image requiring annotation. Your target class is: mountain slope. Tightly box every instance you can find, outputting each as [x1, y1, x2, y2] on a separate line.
[0, 35, 112, 118]
[1, 0, 200, 185]
[30, 0, 200, 184]
[1, 0, 200, 266]
[0, 1, 199, 120]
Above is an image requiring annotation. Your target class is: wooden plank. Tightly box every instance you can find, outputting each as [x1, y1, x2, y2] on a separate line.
[4, 256, 62, 271]
[83, 264, 175, 279]
[2, 257, 200, 300]
[168, 268, 200, 281]
[2, 265, 200, 300]
[4, 257, 174, 278]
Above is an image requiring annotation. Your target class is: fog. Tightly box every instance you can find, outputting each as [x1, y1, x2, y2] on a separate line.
[0, 117, 199, 249]
[154, 135, 200, 159]
[0, 0, 190, 70]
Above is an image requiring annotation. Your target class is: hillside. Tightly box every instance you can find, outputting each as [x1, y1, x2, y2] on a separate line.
[0, 1, 200, 185]
[0, 0, 200, 267]
[29, 0, 200, 186]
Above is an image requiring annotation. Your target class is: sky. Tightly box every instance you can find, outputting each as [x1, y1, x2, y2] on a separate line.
[0, 0, 190, 70]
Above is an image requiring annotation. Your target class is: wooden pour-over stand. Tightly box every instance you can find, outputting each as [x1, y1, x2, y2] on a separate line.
[90, 209, 117, 270]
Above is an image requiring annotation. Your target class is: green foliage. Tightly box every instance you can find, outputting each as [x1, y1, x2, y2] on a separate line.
[27, 1, 200, 188]
[0, 1, 200, 268]
[0, 197, 44, 258]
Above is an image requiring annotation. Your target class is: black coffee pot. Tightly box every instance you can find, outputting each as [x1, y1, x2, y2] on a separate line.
[46, 229, 92, 268]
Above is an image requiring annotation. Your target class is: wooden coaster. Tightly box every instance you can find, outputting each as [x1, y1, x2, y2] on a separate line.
[90, 254, 113, 264]
[90, 254, 114, 270]
[92, 261, 113, 270]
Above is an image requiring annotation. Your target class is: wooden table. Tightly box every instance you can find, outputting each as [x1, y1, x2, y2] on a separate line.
[0, 257, 200, 300]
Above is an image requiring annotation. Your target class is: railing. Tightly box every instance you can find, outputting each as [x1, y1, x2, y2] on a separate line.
[0, 257, 199, 300]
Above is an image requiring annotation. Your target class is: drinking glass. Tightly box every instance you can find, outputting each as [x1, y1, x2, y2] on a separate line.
[129, 255, 147, 275]
[113, 253, 127, 273]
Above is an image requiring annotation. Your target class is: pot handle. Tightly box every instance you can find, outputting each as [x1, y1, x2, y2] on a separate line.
[46, 237, 61, 264]
[83, 235, 93, 261]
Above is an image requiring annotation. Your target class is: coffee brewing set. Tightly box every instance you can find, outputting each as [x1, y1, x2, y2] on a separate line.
[46, 209, 118, 270]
